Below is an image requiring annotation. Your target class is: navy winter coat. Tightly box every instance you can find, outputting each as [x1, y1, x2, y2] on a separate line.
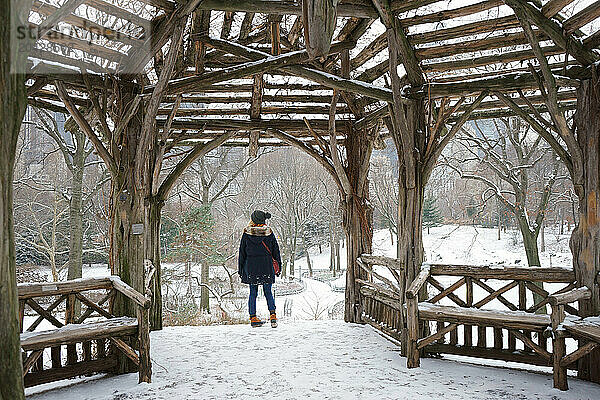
[238, 225, 282, 285]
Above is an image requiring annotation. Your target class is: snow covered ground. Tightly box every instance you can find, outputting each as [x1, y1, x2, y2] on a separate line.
[293, 224, 573, 275]
[26, 320, 600, 400]
[24, 225, 595, 399]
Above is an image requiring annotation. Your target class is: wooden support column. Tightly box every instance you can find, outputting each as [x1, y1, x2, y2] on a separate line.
[372, 0, 487, 353]
[571, 68, 600, 383]
[338, 43, 373, 324]
[0, 2, 33, 399]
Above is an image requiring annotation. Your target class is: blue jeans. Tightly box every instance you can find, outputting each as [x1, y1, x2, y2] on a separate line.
[248, 284, 275, 316]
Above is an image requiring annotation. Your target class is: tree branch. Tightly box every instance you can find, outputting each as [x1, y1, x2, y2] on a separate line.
[55, 81, 117, 177]
[157, 130, 237, 200]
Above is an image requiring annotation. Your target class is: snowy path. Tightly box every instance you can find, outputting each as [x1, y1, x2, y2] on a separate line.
[27, 321, 600, 400]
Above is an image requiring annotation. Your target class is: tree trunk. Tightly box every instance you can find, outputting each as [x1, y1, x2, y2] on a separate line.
[540, 220, 545, 252]
[519, 221, 546, 311]
[328, 218, 335, 274]
[67, 126, 85, 318]
[571, 74, 600, 383]
[520, 225, 542, 267]
[497, 200, 502, 240]
[289, 235, 296, 277]
[108, 92, 146, 373]
[200, 260, 210, 312]
[0, 2, 32, 398]
[343, 123, 373, 323]
[302, 227, 313, 277]
[335, 239, 341, 274]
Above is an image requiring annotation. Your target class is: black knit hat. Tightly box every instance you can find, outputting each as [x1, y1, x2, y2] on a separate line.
[251, 210, 271, 225]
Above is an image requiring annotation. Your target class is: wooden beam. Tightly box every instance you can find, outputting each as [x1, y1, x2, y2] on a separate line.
[584, 29, 600, 49]
[542, 0, 575, 17]
[563, 1, 600, 33]
[195, 0, 379, 18]
[123, 0, 204, 74]
[399, 0, 504, 27]
[201, 37, 395, 102]
[423, 45, 565, 73]
[505, 0, 597, 66]
[407, 72, 577, 99]
[249, 75, 264, 119]
[416, 30, 548, 61]
[55, 81, 118, 177]
[221, 11, 235, 39]
[157, 131, 238, 199]
[409, 15, 519, 45]
[32, 1, 140, 48]
[83, 0, 149, 28]
[238, 12, 255, 40]
[161, 39, 355, 94]
[36, 0, 85, 40]
[32, 24, 124, 62]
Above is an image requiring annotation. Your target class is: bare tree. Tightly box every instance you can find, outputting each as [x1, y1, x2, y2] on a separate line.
[447, 117, 565, 269]
[32, 108, 109, 286]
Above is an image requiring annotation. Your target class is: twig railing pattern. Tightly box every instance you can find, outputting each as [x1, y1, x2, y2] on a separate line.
[405, 264, 579, 368]
[18, 264, 155, 387]
[357, 255, 405, 344]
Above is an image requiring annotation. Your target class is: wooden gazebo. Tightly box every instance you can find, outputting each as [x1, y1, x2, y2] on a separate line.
[1, 0, 599, 397]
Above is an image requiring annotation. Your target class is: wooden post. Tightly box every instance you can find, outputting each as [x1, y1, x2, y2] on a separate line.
[494, 327, 503, 349]
[465, 277, 473, 347]
[406, 296, 420, 368]
[137, 306, 152, 383]
[551, 303, 568, 390]
[571, 70, 600, 383]
[0, 2, 34, 399]
[302, 0, 338, 59]
[51, 346, 61, 369]
[66, 293, 77, 365]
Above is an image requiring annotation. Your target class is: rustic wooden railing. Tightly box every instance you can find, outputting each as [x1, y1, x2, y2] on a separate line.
[18, 264, 155, 388]
[549, 286, 600, 390]
[404, 264, 580, 368]
[356, 257, 585, 363]
[356, 254, 405, 344]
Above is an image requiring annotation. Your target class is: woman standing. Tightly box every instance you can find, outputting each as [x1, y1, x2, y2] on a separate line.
[238, 210, 282, 327]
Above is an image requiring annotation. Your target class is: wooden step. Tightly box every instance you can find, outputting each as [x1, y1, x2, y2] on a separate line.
[20, 317, 138, 351]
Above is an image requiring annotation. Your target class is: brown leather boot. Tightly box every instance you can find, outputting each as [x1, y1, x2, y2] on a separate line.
[269, 311, 277, 328]
[250, 315, 264, 327]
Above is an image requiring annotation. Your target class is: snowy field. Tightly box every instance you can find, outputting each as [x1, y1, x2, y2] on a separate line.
[294, 224, 573, 275]
[26, 320, 600, 400]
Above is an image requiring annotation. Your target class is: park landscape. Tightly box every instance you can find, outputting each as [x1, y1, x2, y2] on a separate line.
[1, 0, 600, 399]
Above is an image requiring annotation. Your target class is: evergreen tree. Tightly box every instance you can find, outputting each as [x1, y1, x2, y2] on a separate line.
[423, 195, 443, 234]
[169, 205, 222, 264]
[167, 205, 224, 313]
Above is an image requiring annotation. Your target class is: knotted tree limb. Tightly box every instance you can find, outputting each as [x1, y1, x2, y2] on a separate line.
[156, 130, 237, 201]
[329, 90, 352, 198]
[55, 81, 118, 177]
